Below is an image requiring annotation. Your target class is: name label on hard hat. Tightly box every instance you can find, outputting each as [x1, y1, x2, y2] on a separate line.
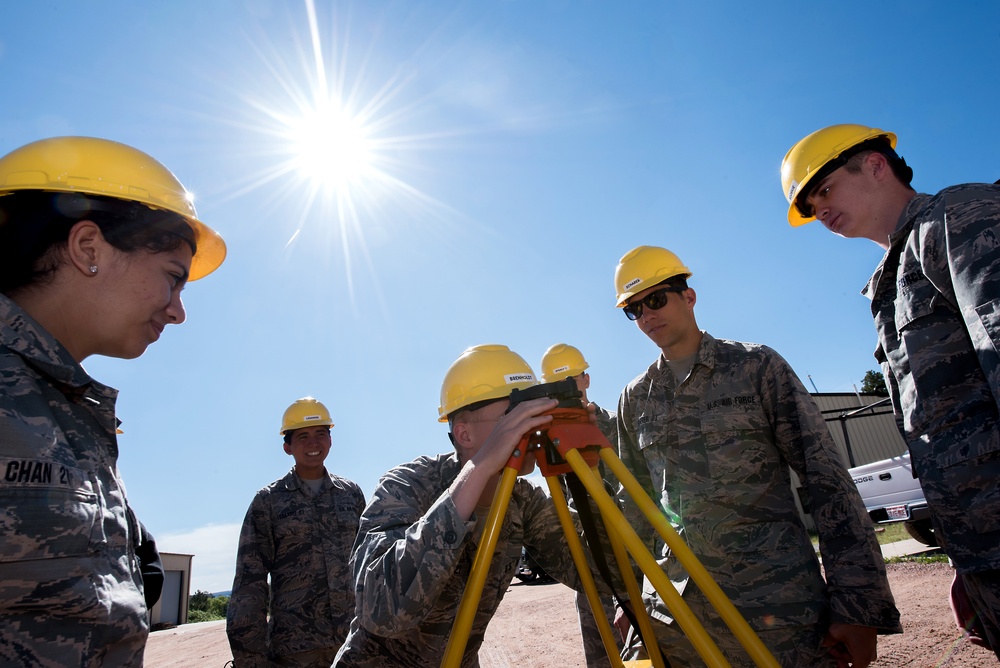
[787, 180, 799, 200]
[505, 373, 535, 383]
[304, 414, 321, 421]
[624, 277, 641, 291]
[553, 365, 570, 374]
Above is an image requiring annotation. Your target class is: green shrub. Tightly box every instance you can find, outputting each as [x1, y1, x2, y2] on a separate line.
[187, 609, 220, 623]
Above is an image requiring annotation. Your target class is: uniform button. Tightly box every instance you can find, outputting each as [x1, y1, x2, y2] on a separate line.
[444, 531, 457, 544]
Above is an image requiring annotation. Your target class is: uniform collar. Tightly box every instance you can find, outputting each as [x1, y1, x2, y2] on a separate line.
[862, 193, 929, 301]
[283, 467, 331, 490]
[654, 330, 716, 376]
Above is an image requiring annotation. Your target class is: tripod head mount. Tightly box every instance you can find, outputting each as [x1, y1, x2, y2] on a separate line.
[505, 379, 610, 475]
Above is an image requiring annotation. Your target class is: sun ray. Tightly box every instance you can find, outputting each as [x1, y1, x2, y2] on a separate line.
[191, 0, 518, 316]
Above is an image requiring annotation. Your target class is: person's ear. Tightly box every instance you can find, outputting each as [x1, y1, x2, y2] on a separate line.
[283, 441, 293, 455]
[451, 421, 473, 449]
[868, 152, 890, 181]
[65, 220, 106, 277]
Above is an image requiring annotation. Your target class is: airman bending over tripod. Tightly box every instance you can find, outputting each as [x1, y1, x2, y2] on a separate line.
[335, 345, 596, 667]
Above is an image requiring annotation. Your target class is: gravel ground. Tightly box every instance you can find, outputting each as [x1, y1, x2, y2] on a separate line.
[145, 560, 996, 667]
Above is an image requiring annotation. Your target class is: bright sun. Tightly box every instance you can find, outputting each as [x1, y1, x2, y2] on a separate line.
[288, 104, 373, 191]
[230, 0, 455, 299]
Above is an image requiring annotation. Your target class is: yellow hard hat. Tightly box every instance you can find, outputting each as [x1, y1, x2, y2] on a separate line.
[438, 344, 538, 422]
[781, 124, 896, 227]
[280, 397, 334, 435]
[0, 136, 226, 280]
[614, 245, 692, 307]
[541, 343, 589, 383]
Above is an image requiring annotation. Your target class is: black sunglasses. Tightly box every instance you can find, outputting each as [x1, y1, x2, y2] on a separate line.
[623, 287, 685, 321]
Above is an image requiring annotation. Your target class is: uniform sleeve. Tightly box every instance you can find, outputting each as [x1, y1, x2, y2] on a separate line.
[612, 386, 659, 602]
[594, 404, 618, 448]
[615, 388, 656, 556]
[761, 350, 902, 633]
[351, 465, 473, 636]
[352, 483, 367, 516]
[926, 188, 1000, 410]
[226, 494, 274, 667]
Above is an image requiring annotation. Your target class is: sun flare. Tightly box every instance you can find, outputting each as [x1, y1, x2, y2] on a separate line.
[219, 0, 464, 307]
[288, 105, 373, 191]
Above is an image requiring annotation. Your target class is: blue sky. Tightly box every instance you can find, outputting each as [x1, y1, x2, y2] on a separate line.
[4, 1, 999, 592]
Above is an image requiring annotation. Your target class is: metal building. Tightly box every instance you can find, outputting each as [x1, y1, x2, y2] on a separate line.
[811, 392, 907, 468]
[790, 392, 906, 531]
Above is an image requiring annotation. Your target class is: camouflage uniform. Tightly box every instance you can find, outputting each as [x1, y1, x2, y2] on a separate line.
[864, 183, 1000, 651]
[617, 332, 900, 667]
[334, 451, 588, 668]
[227, 469, 365, 667]
[572, 402, 625, 668]
[0, 294, 148, 666]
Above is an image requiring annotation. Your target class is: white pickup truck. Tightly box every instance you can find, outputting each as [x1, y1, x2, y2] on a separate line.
[848, 452, 937, 546]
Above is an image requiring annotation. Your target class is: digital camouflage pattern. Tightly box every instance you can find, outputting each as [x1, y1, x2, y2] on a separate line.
[0, 294, 148, 666]
[334, 452, 588, 668]
[227, 469, 365, 667]
[865, 184, 1000, 575]
[617, 332, 900, 666]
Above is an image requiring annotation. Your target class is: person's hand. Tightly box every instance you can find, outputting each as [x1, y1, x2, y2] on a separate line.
[950, 571, 994, 649]
[614, 600, 634, 644]
[472, 397, 557, 475]
[822, 623, 877, 667]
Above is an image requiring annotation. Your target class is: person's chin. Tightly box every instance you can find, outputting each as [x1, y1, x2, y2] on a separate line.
[106, 340, 151, 360]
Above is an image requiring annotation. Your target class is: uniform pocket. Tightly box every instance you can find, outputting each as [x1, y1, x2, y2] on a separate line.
[0, 463, 102, 617]
[894, 291, 935, 331]
[0, 462, 99, 562]
[701, 406, 775, 487]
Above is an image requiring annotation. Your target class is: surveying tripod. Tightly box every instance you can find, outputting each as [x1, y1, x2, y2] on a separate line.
[440, 383, 780, 668]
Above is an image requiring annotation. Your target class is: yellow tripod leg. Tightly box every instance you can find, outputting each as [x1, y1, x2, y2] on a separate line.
[440, 467, 518, 668]
[545, 475, 627, 668]
[560, 449, 730, 667]
[571, 463, 668, 668]
[597, 449, 780, 668]
[601, 493, 667, 668]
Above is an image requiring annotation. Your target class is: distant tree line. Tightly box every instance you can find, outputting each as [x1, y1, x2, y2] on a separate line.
[188, 590, 229, 623]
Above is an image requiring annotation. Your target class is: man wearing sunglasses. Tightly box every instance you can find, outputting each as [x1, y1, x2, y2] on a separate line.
[612, 245, 900, 667]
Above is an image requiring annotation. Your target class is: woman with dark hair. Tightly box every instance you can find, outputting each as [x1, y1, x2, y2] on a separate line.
[0, 136, 226, 666]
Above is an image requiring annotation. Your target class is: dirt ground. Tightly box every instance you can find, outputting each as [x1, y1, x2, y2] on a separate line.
[145, 561, 996, 667]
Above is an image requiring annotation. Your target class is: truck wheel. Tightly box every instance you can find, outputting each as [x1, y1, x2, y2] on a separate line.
[516, 571, 537, 583]
[904, 519, 938, 547]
